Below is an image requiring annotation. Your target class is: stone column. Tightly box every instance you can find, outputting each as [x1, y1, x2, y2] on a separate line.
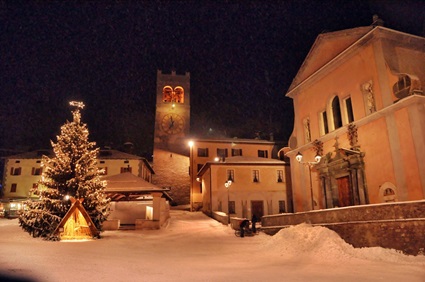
[152, 192, 163, 221]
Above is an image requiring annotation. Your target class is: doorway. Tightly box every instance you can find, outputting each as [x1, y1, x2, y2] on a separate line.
[337, 176, 352, 207]
[251, 201, 264, 218]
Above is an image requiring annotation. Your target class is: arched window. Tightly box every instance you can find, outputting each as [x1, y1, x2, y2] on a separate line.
[162, 86, 173, 102]
[332, 96, 342, 129]
[174, 86, 184, 103]
[162, 86, 184, 103]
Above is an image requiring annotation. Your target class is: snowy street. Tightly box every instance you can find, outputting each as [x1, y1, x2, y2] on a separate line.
[1, 209, 425, 282]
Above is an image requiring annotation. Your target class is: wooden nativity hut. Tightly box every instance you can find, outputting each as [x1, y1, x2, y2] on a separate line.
[103, 172, 172, 230]
[53, 197, 99, 240]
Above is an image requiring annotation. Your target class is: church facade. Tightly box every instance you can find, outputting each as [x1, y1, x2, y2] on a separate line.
[285, 23, 425, 212]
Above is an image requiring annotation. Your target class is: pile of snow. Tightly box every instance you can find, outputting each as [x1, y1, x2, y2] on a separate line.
[262, 223, 425, 265]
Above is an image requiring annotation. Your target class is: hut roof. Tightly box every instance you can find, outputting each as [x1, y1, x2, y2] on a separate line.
[103, 172, 173, 202]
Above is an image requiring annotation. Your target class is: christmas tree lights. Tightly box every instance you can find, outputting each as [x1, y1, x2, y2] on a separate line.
[19, 101, 110, 239]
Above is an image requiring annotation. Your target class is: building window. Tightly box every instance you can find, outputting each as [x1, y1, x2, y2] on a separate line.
[15, 160, 20, 163]
[11, 167, 22, 176]
[228, 201, 235, 214]
[345, 97, 354, 123]
[36, 160, 41, 163]
[124, 160, 129, 164]
[121, 166, 132, 173]
[217, 148, 228, 159]
[252, 170, 259, 182]
[332, 96, 342, 129]
[99, 160, 105, 164]
[174, 86, 184, 103]
[197, 148, 209, 157]
[277, 170, 284, 182]
[227, 170, 234, 182]
[258, 150, 268, 158]
[231, 148, 242, 156]
[320, 110, 329, 135]
[10, 183, 17, 193]
[279, 200, 286, 213]
[162, 86, 173, 102]
[32, 167, 42, 175]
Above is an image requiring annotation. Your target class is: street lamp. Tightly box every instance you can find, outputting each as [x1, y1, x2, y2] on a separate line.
[225, 180, 232, 224]
[295, 152, 321, 210]
[188, 140, 194, 212]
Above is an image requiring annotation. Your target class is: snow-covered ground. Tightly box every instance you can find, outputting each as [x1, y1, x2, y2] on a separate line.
[1, 209, 424, 282]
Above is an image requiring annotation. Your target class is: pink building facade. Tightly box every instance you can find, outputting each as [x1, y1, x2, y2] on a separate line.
[286, 24, 425, 212]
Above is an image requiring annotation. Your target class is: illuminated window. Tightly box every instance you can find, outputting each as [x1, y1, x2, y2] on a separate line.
[10, 183, 17, 193]
[32, 167, 42, 175]
[227, 170, 234, 182]
[252, 170, 259, 182]
[197, 148, 209, 157]
[11, 167, 21, 176]
[162, 86, 173, 102]
[257, 150, 268, 158]
[231, 148, 242, 156]
[277, 170, 284, 182]
[162, 86, 184, 103]
[174, 86, 184, 103]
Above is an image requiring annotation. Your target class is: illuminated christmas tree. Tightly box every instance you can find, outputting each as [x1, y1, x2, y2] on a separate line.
[19, 101, 110, 239]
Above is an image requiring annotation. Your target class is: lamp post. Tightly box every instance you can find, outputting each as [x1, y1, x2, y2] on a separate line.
[295, 152, 321, 210]
[188, 140, 194, 212]
[225, 180, 232, 224]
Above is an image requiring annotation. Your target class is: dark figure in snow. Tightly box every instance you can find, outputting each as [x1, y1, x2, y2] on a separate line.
[240, 219, 250, 238]
[251, 214, 258, 234]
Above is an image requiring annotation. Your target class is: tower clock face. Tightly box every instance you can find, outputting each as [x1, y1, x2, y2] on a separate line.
[161, 113, 184, 135]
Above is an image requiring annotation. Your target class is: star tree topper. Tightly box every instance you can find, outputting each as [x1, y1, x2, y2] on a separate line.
[69, 101, 85, 109]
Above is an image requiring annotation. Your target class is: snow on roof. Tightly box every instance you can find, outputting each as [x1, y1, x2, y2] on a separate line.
[103, 172, 165, 192]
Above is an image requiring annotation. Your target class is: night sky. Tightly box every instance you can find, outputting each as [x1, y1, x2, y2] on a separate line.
[1, 1, 424, 157]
